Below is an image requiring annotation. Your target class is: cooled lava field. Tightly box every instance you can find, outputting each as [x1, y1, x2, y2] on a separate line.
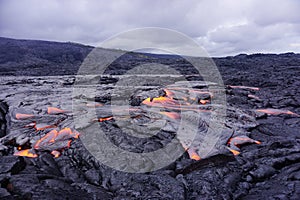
[0, 37, 300, 199]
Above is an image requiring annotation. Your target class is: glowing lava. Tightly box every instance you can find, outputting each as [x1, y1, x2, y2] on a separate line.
[187, 148, 201, 161]
[228, 149, 240, 156]
[24, 122, 36, 128]
[34, 128, 79, 150]
[15, 113, 34, 120]
[98, 116, 113, 122]
[229, 85, 260, 91]
[34, 123, 56, 131]
[256, 108, 299, 116]
[227, 135, 261, 155]
[142, 96, 179, 107]
[14, 149, 38, 158]
[228, 136, 261, 146]
[248, 94, 261, 101]
[159, 112, 181, 120]
[51, 150, 60, 158]
[199, 99, 210, 104]
[34, 129, 58, 149]
[164, 89, 175, 98]
[47, 107, 69, 115]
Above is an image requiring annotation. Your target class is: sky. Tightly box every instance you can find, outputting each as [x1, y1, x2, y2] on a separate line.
[0, 0, 300, 56]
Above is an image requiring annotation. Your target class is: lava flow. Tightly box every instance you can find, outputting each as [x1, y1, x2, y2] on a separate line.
[34, 123, 56, 131]
[199, 99, 210, 104]
[34, 127, 79, 150]
[187, 148, 201, 161]
[47, 107, 69, 114]
[248, 94, 261, 101]
[227, 135, 261, 155]
[159, 112, 181, 120]
[141, 88, 213, 161]
[14, 149, 38, 158]
[142, 96, 179, 107]
[164, 89, 175, 98]
[229, 85, 260, 91]
[98, 116, 113, 122]
[256, 108, 299, 116]
[34, 129, 58, 149]
[15, 113, 34, 120]
[51, 150, 61, 158]
[14, 127, 80, 158]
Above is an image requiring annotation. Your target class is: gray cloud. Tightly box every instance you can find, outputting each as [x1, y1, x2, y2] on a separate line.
[0, 0, 299, 56]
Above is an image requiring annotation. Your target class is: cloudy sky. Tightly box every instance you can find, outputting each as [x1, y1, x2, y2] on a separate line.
[0, 0, 300, 56]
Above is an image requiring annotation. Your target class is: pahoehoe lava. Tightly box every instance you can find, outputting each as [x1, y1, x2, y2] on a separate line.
[0, 37, 300, 199]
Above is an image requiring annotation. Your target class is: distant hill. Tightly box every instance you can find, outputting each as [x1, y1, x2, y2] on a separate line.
[0, 37, 93, 75]
[0, 37, 299, 76]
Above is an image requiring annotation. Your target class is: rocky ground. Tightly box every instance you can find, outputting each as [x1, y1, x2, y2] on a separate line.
[0, 37, 299, 199]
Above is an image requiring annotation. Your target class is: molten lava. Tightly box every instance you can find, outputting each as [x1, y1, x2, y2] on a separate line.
[248, 94, 261, 101]
[57, 127, 80, 139]
[164, 89, 175, 98]
[229, 85, 260, 91]
[14, 127, 80, 158]
[34, 128, 79, 150]
[51, 150, 60, 158]
[24, 122, 36, 128]
[228, 149, 240, 156]
[98, 116, 113, 122]
[228, 136, 261, 146]
[199, 99, 210, 104]
[47, 107, 69, 115]
[141, 87, 213, 115]
[34, 123, 56, 131]
[256, 108, 299, 116]
[159, 112, 181, 120]
[14, 149, 38, 158]
[227, 136, 261, 155]
[187, 148, 201, 161]
[142, 96, 179, 107]
[34, 129, 58, 149]
[15, 113, 34, 120]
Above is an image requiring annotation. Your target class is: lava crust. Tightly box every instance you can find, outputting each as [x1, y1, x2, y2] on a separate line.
[0, 38, 299, 199]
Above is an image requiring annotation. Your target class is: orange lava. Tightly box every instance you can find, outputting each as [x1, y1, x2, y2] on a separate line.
[47, 107, 68, 115]
[228, 136, 261, 146]
[34, 129, 58, 149]
[57, 127, 80, 139]
[229, 85, 260, 91]
[227, 136, 261, 156]
[34, 128, 80, 150]
[159, 112, 181, 120]
[247, 94, 261, 101]
[164, 89, 175, 98]
[228, 148, 240, 156]
[15, 113, 34, 120]
[34, 124, 56, 131]
[17, 128, 80, 158]
[98, 117, 113, 122]
[142, 96, 179, 107]
[187, 148, 201, 161]
[24, 122, 36, 128]
[51, 150, 60, 158]
[14, 149, 38, 158]
[256, 108, 299, 116]
[199, 99, 210, 104]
